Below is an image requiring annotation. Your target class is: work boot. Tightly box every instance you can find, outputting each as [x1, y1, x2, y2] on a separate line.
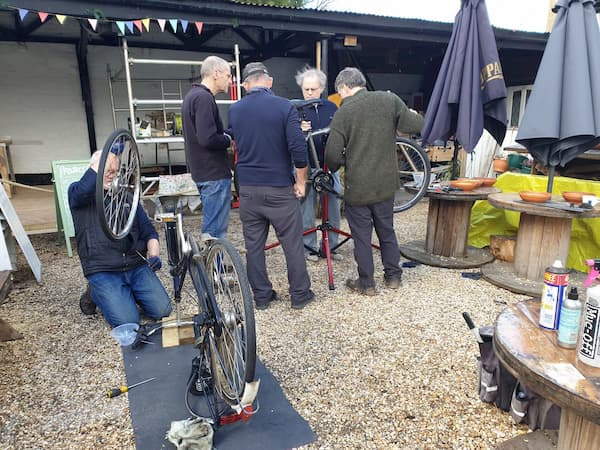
[291, 290, 315, 310]
[255, 290, 278, 311]
[384, 276, 402, 289]
[79, 284, 96, 315]
[345, 279, 376, 296]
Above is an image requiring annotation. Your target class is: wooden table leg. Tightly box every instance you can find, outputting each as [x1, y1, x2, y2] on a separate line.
[425, 198, 474, 257]
[514, 213, 571, 281]
[557, 408, 600, 450]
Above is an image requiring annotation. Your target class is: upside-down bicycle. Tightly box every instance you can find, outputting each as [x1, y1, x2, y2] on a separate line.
[95, 128, 258, 425]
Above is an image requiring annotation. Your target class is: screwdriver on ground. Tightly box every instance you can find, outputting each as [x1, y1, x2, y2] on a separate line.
[107, 377, 156, 398]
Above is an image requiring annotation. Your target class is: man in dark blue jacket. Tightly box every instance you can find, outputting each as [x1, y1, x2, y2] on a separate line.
[182, 56, 233, 239]
[228, 62, 314, 310]
[294, 67, 341, 262]
[69, 151, 172, 327]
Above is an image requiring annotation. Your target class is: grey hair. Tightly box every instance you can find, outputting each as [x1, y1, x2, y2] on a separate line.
[334, 67, 366, 92]
[295, 67, 327, 89]
[90, 150, 102, 166]
[200, 56, 230, 79]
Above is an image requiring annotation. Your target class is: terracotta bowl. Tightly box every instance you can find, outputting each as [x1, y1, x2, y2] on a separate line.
[562, 191, 594, 204]
[457, 177, 483, 187]
[474, 177, 497, 187]
[519, 191, 551, 203]
[450, 179, 480, 191]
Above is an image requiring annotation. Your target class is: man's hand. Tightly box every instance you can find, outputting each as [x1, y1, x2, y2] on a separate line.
[300, 120, 312, 133]
[294, 181, 306, 199]
[294, 166, 308, 199]
[147, 256, 162, 271]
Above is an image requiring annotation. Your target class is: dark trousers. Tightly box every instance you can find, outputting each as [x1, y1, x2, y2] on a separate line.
[345, 197, 402, 289]
[239, 185, 312, 303]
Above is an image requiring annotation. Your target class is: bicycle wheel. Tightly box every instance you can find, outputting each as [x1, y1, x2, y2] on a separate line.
[95, 129, 141, 240]
[204, 239, 256, 407]
[393, 137, 431, 213]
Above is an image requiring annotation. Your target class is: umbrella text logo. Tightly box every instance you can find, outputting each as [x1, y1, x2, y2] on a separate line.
[480, 62, 503, 89]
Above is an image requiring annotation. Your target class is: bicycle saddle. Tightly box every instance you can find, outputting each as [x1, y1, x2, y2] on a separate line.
[290, 98, 321, 110]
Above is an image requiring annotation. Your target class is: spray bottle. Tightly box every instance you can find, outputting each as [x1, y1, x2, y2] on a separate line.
[557, 286, 582, 348]
[577, 259, 600, 367]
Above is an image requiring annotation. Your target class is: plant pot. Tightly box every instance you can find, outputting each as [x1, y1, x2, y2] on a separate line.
[493, 158, 509, 173]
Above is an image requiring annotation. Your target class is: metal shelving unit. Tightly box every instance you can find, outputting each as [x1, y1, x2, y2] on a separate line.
[108, 38, 241, 174]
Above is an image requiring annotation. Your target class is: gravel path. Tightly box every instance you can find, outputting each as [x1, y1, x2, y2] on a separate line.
[0, 202, 531, 449]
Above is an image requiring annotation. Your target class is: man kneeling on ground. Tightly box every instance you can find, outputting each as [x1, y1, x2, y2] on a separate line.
[68, 150, 172, 327]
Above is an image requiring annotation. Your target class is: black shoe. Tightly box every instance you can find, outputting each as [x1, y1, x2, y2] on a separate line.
[384, 276, 402, 289]
[255, 290, 278, 311]
[79, 284, 96, 315]
[291, 290, 315, 310]
[345, 279, 376, 296]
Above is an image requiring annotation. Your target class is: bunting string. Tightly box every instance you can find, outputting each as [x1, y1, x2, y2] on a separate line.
[5, 5, 205, 36]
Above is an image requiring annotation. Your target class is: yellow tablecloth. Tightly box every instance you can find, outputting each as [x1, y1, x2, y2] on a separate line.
[469, 172, 600, 272]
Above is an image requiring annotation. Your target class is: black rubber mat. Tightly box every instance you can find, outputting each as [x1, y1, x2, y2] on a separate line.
[121, 331, 316, 449]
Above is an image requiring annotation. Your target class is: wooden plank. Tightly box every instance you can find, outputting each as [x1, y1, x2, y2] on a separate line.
[557, 409, 600, 450]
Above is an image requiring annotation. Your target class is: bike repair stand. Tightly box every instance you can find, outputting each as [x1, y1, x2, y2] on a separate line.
[263, 109, 379, 290]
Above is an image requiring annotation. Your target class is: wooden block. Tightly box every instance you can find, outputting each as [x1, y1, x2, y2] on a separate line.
[490, 235, 516, 262]
[161, 314, 195, 348]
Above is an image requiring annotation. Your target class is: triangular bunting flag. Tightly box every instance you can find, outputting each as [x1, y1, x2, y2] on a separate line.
[181, 20, 188, 32]
[126, 21, 134, 33]
[88, 18, 98, 31]
[157, 19, 166, 32]
[169, 19, 178, 31]
[133, 20, 143, 32]
[142, 18, 150, 32]
[18, 9, 28, 21]
[56, 14, 67, 24]
[194, 22, 203, 34]
[116, 21, 126, 35]
[38, 12, 49, 23]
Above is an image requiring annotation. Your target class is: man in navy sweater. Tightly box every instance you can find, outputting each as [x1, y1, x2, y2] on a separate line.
[228, 62, 314, 310]
[182, 56, 233, 239]
[69, 151, 172, 327]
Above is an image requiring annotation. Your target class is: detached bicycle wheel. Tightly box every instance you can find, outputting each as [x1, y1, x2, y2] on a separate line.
[95, 129, 141, 240]
[204, 239, 256, 407]
[393, 137, 431, 213]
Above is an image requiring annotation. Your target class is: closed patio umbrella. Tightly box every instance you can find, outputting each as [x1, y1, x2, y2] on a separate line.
[421, 0, 507, 176]
[516, 0, 600, 192]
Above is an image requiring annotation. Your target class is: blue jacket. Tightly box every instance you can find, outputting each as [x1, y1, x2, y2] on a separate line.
[228, 88, 307, 186]
[68, 168, 158, 277]
[299, 99, 337, 168]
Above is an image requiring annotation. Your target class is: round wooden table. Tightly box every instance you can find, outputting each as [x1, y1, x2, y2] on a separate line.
[494, 298, 600, 450]
[399, 186, 497, 268]
[482, 193, 600, 295]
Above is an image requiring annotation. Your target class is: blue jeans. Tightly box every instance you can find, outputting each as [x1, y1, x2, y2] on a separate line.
[88, 265, 172, 328]
[196, 178, 231, 238]
[300, 171, 342, 252]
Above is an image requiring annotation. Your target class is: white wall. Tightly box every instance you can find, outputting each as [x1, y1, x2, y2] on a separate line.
[0, 42, 90, 174]
[0, 41, 310, 173]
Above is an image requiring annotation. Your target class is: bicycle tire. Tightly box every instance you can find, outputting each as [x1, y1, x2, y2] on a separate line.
[204, 239, 256, 407]
[95, 129, 141, 240]
[393, 137, 431, 213]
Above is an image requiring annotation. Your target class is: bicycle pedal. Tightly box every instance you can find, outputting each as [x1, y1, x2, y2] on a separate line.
[218, 406, 253, 426]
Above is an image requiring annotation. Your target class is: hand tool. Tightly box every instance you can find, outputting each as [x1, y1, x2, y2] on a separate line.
[107, 377, 156, 398]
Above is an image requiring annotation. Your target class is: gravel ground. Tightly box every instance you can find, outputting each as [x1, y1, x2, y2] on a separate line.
[0, 201, 531, 449]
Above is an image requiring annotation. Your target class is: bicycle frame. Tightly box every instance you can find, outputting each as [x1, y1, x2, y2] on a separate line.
[155, 205, 223, 338]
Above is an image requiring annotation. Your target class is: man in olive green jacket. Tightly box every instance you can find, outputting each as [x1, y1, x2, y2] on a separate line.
[325, 67, 424, 295]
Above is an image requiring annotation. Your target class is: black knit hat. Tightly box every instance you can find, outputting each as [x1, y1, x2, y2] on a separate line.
[242, 62, 270, 82]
